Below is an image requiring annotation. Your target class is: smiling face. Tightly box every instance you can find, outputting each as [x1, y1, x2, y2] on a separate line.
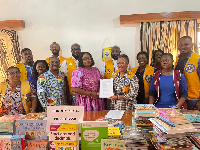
[50, 43, 60, 56]
[7, 68, 21, 83]
[82, 53, 92, 68]
[117, 57, 128, 72]
[49, 57, 60, 71]
[36, 62, 47, 76]
[71, 44, 81, 60]
[111, 46, 121, 60]
[21, 50, 33, 65]
[138, 54, 148, 67]
[178, 38, 193, 56]
[160, 55, 174, 69]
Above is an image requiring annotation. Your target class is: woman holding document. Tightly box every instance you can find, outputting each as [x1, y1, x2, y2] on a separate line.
[108, 54, 139, 110]
[71, 52, 104, 111]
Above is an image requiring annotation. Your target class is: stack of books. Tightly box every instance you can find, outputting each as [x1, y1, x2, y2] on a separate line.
[122, 126, 149, 150]
[190, 133, 200, 149]
[149, 108, 195, 150]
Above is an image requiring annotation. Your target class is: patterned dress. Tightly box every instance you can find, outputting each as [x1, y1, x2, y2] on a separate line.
[71, 67, 104, 111]
[111, 72, 139, 110]
[37, 70, 65, 110]
[2, 82, 36, 115]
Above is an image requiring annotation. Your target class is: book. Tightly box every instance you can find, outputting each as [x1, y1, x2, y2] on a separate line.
[101, 139, 125, 150]
[81, 121, 108, 150]
[108, 127, 121, 138]
[27, 141, 48, 150]
[49, 124, 79, 150]
[13, 120, 47, 141]
[10, 135, 26, 150]
[0, 135, 12, 150]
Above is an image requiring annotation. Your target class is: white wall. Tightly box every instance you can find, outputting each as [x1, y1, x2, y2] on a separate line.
[1, 0, 200, 70]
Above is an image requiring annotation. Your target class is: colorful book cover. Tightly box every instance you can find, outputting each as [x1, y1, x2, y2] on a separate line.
[27, 141, 48, 150]
[13, 120, 47, 141]
[49, 124, 79, 150]
[10, 135, 25, 150]
[0, 115, 22, 133]
[108, 127, 121, 138]
[81, 121, 108, 150]
[101, 139, 125, 150]
[0, 135, 12, 150]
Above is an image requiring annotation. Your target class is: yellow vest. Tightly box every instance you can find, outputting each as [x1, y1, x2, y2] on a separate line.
[104, 59, 115, 79]
[16, 63, 27, 81]
[175, 52, 200, 100]
[111, 70, 135, 93]
[46, 56, 66, 64]
[66, 57, 77, 94]
[0, 81, 32, 114]
[132, 65, 154, 98]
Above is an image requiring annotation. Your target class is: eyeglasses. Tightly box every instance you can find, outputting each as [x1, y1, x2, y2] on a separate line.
[117, 62, 127, 65]
[82, 57, 92, 61]
[71, 48, 80, 51]
[8, 72, 21, 76]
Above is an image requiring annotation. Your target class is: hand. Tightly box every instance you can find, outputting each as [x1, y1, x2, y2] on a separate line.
[176, 104, 181, 109]
[90, 92, 99, 99]
[108, 95, 117, 100]
[195, 101, 200, 111]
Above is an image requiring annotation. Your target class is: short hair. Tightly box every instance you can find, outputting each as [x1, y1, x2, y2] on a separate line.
[180, 36, 192, 41]
[71, 43, 80, 49]
[32, 60, 49, 81]
[21, 48, 31, 55]
[118, 54, 129, 63]
[78, 52, 95, 67]
[50, 42, 60, 48]
[161, 53, 173, 60]
[111, 45, 120, 51]
[7, 66, 20, 75]
[49, 56, 60, 63]
[136, 51, 149, 61]
[151, 49, 164, 63]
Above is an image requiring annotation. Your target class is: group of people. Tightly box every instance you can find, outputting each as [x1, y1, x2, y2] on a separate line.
[0, 36, 199, 115]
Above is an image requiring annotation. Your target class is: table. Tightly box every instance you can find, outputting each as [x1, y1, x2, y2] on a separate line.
[83, 110, 134, 126]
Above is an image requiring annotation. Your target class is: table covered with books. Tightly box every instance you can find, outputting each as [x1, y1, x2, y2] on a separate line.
[0, 105, 200, 150]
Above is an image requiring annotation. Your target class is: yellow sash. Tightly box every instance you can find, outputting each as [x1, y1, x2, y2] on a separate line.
[175, 52, 200, 100]
[132, 65, 154, 98]
[0, 81, 32, 114]
[104, 59, 114, 79]
[111, 70, 135, 93]
[66, 57, 77, 94]
[16, 63, 27, 81]
[46, 56, 66, 64]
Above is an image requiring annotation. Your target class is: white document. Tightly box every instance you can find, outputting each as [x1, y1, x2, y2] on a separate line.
[105, 110, 125, 119]
[99, 79, 113, 98]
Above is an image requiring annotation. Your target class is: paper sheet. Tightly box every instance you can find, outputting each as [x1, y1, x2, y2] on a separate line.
[99, 79, 113, 98]
[105, 110, 125, 119]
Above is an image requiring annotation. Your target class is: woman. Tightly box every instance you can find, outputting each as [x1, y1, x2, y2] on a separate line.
[149, 53, 187, 109]
[150, 49, 164, 71]
[108, 54, 139, 110]
[27, 60, 49, 112]
[132, 51, 154, 104]
[71, 52, 104, 111]
[0, 66, 37, 116]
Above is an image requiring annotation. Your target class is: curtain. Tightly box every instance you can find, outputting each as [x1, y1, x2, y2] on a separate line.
[140, 20, 198, 64]
[0, 29, 21, 82]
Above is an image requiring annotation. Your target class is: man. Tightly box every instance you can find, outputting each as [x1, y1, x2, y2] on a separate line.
[61, 43, 81, 104]
[37, 57, 65, 111]
[102, 45, 131, 79]
[175, 36, 200, 110]
[16, 48, 34, 81]
[46, 42, 66, 64]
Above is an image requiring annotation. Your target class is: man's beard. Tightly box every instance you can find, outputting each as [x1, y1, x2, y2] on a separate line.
[52, 51, 59, 56]
[72, 54, 79, 60]
[112, 55, 118, 60]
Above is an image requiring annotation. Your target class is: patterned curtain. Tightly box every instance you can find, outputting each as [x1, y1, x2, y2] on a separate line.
[140, 20, 198, 64]
[0, 29, 21, 82]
